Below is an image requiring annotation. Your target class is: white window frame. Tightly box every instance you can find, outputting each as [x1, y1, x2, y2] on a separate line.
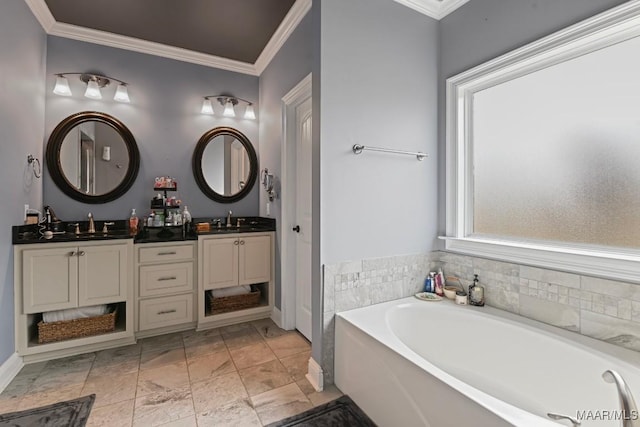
[444, 0, 640, 283]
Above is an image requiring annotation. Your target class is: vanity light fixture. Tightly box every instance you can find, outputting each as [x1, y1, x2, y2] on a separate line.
[200, 95, 256, 120]
[223, 98, 236, 117]
[53, 73, 131, 103]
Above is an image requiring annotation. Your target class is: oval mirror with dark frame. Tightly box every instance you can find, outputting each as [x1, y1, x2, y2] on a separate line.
[192, 127, 258, 203]
[46, 111, 140, 204]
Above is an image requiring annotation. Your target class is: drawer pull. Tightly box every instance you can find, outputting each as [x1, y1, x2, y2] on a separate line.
[77, 251, 86, 256]
[239, 240, 245, 245]
[157, 309, 177, 315]
[234, 240, 239, 245]
[68, 251, 77, 257]
[157, 276, 177, 281]
[157, 251, 177, 256]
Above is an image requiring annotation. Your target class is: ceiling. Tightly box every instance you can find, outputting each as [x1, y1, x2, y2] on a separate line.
[24, 0, 469, 76]
[44, 0, 296, 65]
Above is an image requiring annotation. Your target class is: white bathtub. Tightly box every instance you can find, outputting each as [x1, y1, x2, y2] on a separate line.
[335, 297, 640, 427]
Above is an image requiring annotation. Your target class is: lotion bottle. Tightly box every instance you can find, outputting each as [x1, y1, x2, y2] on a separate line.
[469, 274, 485, 306]
[129, 208, 139, 235]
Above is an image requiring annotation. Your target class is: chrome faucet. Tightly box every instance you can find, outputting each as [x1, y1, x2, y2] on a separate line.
[602, 370, 640, 427]
[102, 221, 115, 234]
[547, 412, 581, 426]
[87, 213, 95, 234]
[226, 211, 232, 227]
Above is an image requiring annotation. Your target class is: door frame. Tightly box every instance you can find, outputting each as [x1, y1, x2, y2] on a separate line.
[280, 73, 312, 332]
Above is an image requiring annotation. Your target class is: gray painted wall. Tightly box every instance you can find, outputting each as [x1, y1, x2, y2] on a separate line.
[45, 37, 260, 222]
[258, 13, 313, 309]
[320, 0, 439, 264]
[437, 0, 629, 237]
[0, 0, 46, 364]
[315, 0, 438, 364]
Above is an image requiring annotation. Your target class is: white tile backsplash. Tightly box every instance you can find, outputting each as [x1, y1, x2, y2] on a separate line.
[322, 250, 640, 385]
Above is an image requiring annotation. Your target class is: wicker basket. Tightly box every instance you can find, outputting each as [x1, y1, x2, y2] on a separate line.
[37, 308, 117, 344]
[208, 289, 260, 314]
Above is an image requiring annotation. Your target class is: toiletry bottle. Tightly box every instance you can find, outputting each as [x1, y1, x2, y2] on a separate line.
[182, 206, 192, 225]
[469, 274, 485, 306]
[129, 209, 139, 235]
[434, 269, 444, 296]
[424, 275, 432, 293]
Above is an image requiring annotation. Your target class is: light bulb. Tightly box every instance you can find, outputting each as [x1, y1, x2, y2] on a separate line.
[84, 79, 102, 100]
[223, 99, 236, 117]
[53, 76, 72, 96]
[201, 98, 214, 114]
[113, 84, 130, 103]
[244, 104, 256, 120]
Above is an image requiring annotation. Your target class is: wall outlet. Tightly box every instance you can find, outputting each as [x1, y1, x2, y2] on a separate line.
[24, 204, 29, 221]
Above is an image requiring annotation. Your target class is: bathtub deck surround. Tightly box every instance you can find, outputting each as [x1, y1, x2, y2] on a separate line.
[334, 297, 640, 426]
[323, 251, 640, 386]
[322, 253, 436, 384]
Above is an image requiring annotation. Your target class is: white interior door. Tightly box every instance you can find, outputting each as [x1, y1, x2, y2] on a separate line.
[294, 97, 313, 340]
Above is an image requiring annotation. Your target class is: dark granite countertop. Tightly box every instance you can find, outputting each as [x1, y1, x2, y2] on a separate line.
[191, 216, 276, 236]
[13, 217, 276, 245]
[13, 220, 132, 245]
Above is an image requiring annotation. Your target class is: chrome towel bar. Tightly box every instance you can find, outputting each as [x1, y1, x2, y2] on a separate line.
[352, 144, 427, 161]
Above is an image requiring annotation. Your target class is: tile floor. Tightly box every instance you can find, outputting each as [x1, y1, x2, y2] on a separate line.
[0, 318, 342, 426]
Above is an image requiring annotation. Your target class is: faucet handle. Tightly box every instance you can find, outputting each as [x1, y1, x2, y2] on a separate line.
[70, 223, 80, 235]
[236, 218, 245, 228]
[102, 222, 115, 233]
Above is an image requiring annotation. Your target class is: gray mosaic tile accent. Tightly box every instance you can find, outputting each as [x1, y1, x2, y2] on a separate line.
[322, 250, 640, 385]
[321, 253, 433, 384]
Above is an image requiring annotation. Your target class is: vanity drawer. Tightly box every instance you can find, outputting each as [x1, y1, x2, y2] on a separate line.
[139, 262, 193, 297]
[138, 244, 194, 263]
[139, 294, 193, 331]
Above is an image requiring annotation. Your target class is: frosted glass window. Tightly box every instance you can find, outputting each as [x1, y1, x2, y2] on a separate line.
[472, 35, 640, 249]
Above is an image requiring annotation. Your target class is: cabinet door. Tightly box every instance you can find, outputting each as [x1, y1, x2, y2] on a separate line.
[202, 237, 238, 290]
[78, 244, 128, 306]
[239, 235, 271, 285]
[22, 247, 78, 314]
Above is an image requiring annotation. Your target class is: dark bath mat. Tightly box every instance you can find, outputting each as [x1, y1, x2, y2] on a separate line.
[0, 394, 95, 427]
[266, 395, 376, 427]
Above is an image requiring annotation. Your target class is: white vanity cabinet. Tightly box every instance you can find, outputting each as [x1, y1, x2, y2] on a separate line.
[201, 235, 271, 290]
[22, 244, 128, 314]
[198, 232, 274, 329]
[14, 240, 135, 362]
[135, 241, 196, 336]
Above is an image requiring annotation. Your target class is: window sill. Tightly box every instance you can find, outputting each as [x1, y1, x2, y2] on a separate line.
[439, 236, 640, 284]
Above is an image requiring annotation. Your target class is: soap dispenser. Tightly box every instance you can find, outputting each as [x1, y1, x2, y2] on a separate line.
[469, 274, 485, 306]
[129, 209, 139, 235]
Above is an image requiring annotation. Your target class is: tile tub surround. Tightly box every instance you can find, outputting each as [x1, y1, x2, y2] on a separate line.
[322, 251, 640, 385]
[435, 251, 640, 352]
[322, 253, 437, 384]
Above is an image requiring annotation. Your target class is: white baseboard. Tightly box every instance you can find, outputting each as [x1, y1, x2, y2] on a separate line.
[306, 357, 324, 392]
[271, 307, 283, 329]
[0, 353, 23, 393]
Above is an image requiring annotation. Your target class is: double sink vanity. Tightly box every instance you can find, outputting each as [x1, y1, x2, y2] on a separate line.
[13, 218, 275, 363]
[14, 110, 273, 363]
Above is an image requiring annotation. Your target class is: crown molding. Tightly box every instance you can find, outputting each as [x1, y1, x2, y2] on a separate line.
[393, 0, 470, 20]
[255, 0, 312, 75]
[23, 0, 313, 76]
[48, 21, 258, 75]
[23, 0, 55, 31]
